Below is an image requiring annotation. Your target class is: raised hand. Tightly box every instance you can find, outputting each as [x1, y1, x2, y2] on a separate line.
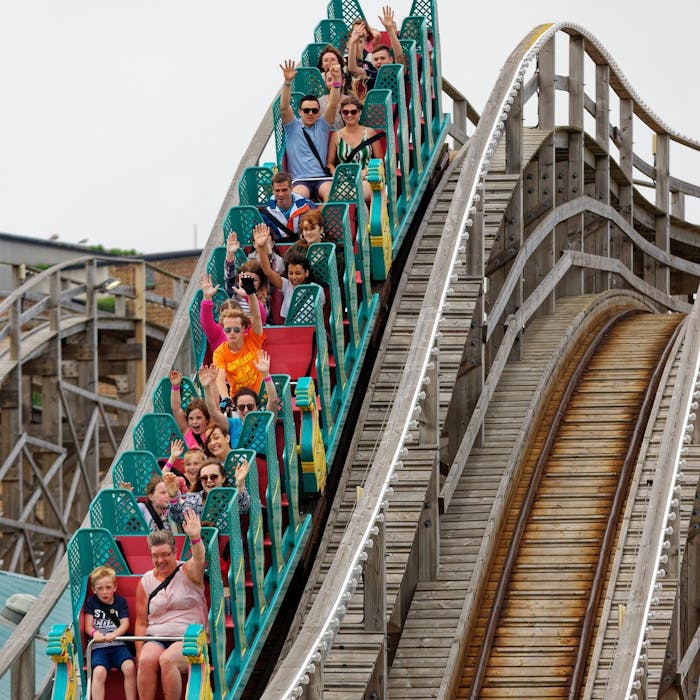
[169, 369, 182, 387]
[253, 223, 273, 252]
[169, 439, 184, 462]
[253, 349, 271, 376]
[280, 59, 297, 84]
[226, 231, 240, 261]
[199, 272, 219, 301]
[182, 509, 202, 539]
[379, 5, 396, 30]
[198, 364, 218, 388]
[235, 459, 250, 490]
[162, 471, 180, 498]
[328, 63, 342, 83]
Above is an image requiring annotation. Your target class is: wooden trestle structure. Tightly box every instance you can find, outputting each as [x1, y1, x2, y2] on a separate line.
[3, 15, 700, 700]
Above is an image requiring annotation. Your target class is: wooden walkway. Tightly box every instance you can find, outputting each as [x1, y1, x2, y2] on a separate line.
[301, 154, 478, 698]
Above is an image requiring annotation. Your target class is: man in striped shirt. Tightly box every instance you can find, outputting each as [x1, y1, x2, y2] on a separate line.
[262, 171, 317, 242]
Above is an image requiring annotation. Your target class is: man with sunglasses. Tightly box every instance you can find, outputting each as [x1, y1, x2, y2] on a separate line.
[280, 58, 342, 202]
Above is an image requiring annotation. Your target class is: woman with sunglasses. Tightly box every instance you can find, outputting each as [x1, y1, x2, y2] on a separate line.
[163, 457, 250, 527]
[199, 357, 278, 449]
[134, 512, 207, 700]
[327, 95, 383, 204]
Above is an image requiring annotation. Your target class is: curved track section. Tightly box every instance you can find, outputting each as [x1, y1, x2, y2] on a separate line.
[583, 317, 700, 697]
[459, 311, 682, 698]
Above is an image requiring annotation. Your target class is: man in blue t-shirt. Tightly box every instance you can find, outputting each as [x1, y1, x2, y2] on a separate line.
[280, 59, 342, 202]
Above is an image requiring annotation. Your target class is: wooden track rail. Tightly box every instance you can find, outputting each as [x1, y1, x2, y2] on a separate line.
[459, 312, 682, 698]
[581, 323, 700, 697]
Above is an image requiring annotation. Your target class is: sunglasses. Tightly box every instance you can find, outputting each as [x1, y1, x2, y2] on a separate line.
[223, 326, 242, 334]
[236, 403, 256, 412]
[301, 107, 320, 114]
[200, 473, 221, 482]
[341, 109, 359, 116]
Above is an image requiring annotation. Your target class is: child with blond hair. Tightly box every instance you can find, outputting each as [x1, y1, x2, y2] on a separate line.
[84, 566, 136, 700]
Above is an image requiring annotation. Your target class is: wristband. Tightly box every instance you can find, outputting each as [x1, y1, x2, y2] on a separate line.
[190, 537, 202, 545]
[171, 385, 180, 392]
[264, 376, 273, 383]
[332, 81, 343, 88]
[283, 81, 292, 87]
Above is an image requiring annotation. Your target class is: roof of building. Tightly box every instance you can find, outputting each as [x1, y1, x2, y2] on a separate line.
[0, 570, 72, 700]
[0, 231, 201, 262]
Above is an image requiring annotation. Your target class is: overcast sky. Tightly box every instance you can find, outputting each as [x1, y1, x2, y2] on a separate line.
[1, 0, 698, 254]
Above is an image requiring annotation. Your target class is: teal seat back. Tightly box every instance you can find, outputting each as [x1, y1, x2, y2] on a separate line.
[314, 19, 349, 54]
[89, 488, 150, 534]
[152, 375, 200, 415]
[223, 205, 265, 246]
[132, 413, 184, 461]
[111, 450, 161, 496]
[237, 169, 274, 209]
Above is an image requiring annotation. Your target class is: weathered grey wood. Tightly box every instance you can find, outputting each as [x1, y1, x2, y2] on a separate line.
[303, 664, 324, 700]
[593, 63, 611, 293]
[569, 35, 584, 130]
[655, 133, 671, 294]
[605, 288, 700, 696]
[486, 196, 700, 340]
[10, 638, 35, 700]
[563, 36, 585, 299]
[504, 89, 524, 361]
[418, 356, 440, 582]
[537, 38, 555, 131]
[444, 250, 690, 508]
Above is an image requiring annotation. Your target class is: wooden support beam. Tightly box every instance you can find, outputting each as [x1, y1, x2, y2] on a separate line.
[564, 35, 585, 299]
[302, 665, 323, 700]
[655, 132, 671, 294]
[504, 88, 523, 360]
[418, 357, 439, 581]
[617, 97, 635, 274]
[537, 38, 555, 131]
[363, 519, 387, 699]
[593, 63, 611, 293]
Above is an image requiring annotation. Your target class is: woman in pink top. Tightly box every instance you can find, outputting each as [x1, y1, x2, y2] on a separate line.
[134, 511, 208, 700]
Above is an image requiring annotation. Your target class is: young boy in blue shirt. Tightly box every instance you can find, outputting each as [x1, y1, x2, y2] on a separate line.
[84, 566, 136, 700]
